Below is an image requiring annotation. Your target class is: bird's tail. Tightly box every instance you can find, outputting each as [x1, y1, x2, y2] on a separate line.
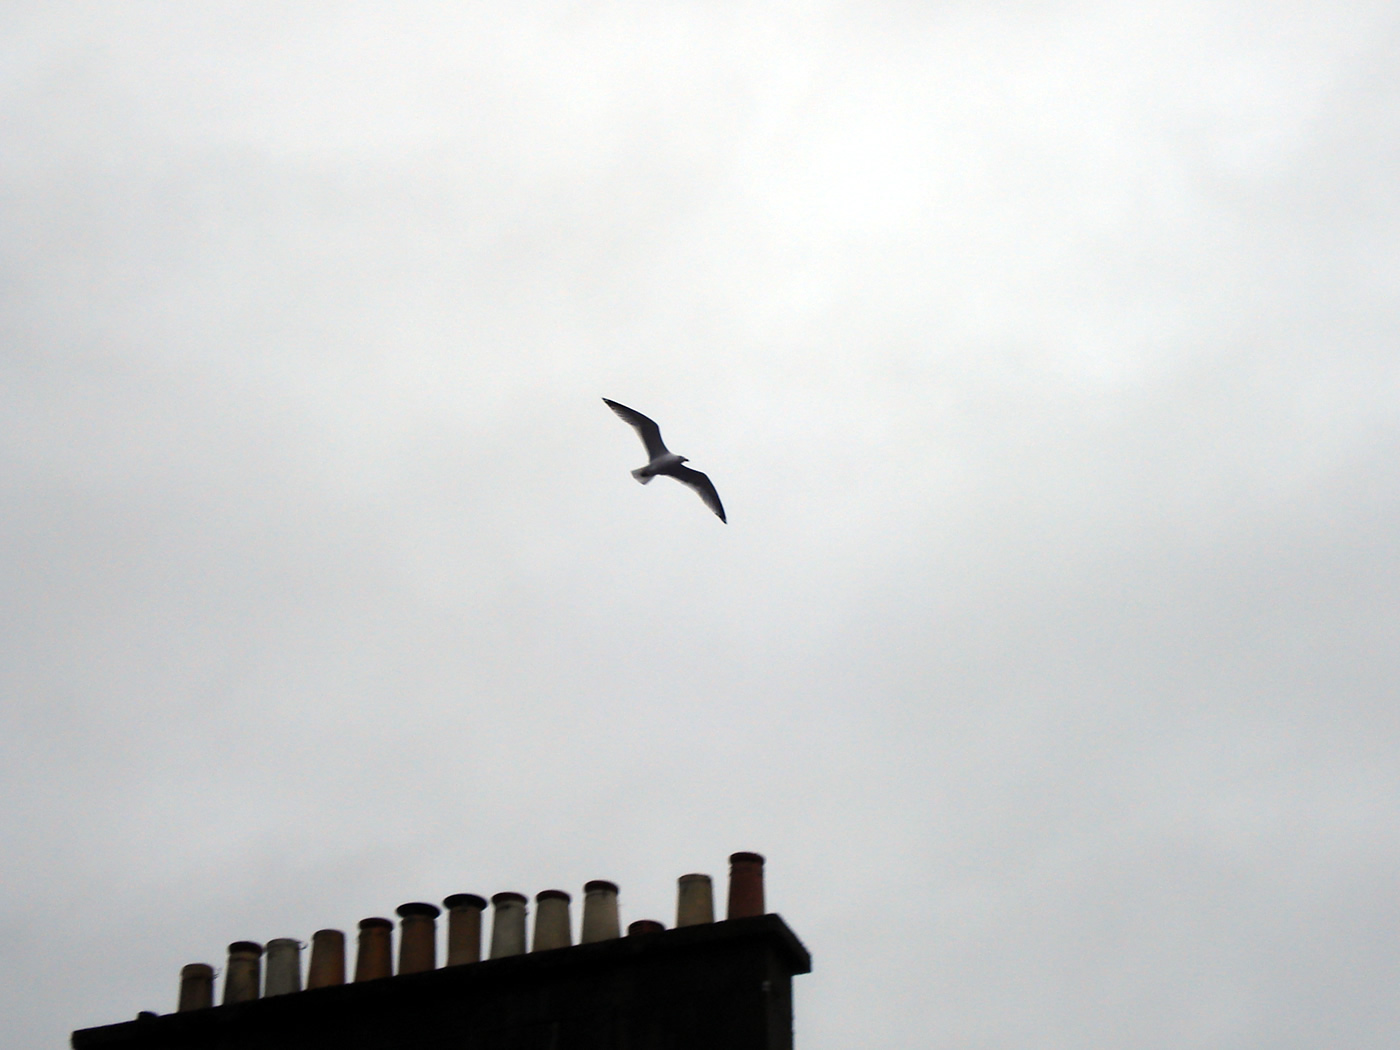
[630, 467, 654, 485]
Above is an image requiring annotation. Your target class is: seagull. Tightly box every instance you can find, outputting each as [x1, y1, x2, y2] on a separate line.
[603, 398, 726, 523]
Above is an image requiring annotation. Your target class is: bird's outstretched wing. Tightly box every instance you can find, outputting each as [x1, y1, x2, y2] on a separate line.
[672, 465, 727, 523]
[602, 399, 669, 460]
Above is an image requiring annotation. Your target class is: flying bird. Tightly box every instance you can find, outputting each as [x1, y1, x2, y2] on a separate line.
[602, 398, 726, 523]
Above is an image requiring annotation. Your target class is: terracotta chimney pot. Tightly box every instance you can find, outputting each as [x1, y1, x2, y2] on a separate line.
[727, 852, 766, 919]
[396, 902, 440, 974]
[306, 930, 346, 988]
[353, 918, 394, 981]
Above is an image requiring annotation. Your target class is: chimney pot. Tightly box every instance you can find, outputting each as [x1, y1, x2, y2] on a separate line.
[177, 963, 214, 1012]
[306, 929, 346, 988]
[580, 880, 621, 943]
[222, 942, 263, 1005]
[353, 918, 394, 982]
[532, 890, 572, 952]
[396, 902, 440, 974]
[675, 873, 715, 927]
[442, 894, 487, 966]
[488, 892, 528, 958]
[444, 892, 488, 909]
[726, 852, 766, 919]
[628, 919, 665, 936]
[263, 938, 302, 996]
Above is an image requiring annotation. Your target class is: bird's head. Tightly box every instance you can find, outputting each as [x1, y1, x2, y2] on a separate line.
[677, 456, 689, 463]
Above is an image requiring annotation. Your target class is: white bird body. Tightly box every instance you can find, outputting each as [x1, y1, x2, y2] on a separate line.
[602, 399, 726, 522]
[631, 451, 686, 483]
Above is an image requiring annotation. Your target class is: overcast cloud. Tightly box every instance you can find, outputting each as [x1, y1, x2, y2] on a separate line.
[3, 3, 1399, 1047]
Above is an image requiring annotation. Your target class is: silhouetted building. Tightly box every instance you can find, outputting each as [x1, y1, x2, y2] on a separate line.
[72, 852, 810, 1050]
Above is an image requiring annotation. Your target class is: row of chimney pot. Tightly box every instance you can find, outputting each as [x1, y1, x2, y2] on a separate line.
[177, 852, 766, 1011]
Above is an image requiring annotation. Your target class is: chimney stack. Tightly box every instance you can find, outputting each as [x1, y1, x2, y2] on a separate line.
[396, 903, 440, 975]
[306, 929, 346, 988]
[263, 939, 302, 996]
[726, 852, 765, 919]
[579, 880, 620, 943]
[488, 893, 528, 958]
[353, 918, 394, 981]
[442, 894, 486, 966]
[151, 850, 781, 1026]
[675, 873, 715, 927]
[177, 963, 214, 1012]
[532, 891, 572, 952]
[222, 942, 263, 1004]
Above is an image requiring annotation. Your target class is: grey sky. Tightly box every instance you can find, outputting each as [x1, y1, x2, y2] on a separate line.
[3, 3, 1398, 1047]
